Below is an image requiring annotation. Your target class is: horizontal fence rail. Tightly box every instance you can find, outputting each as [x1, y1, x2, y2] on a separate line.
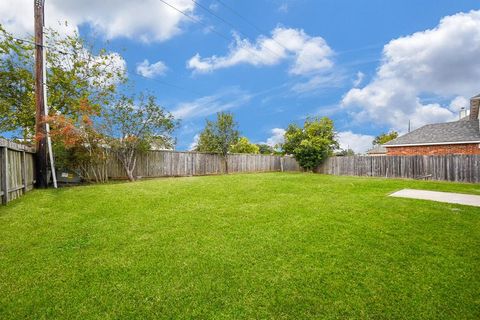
[0, 138, 36, 204]
[107, 151, 301, 179]
[316, 155, 480, 183]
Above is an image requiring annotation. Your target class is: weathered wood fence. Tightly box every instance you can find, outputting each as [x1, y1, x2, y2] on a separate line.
[4, 140, 477, 206]
[107, 151, 301, 179]
[316, 155, 480, 183]
[0, 138, 35, 204]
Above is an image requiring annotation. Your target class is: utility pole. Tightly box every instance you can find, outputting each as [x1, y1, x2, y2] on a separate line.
[34, 0, 48, 188]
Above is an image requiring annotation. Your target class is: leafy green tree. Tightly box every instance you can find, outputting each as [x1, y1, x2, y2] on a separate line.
[256, 143, 274, 155]
[230, 137, 259, 154]
[0, 25, 35, 140]
[45, 27, 126, 120]
[195, 112, 239, 172]
[106, 94, 177, 181]
[282, 117, 338, 171]
[0, 24, 125, 140]
[373, 131, 398, 145]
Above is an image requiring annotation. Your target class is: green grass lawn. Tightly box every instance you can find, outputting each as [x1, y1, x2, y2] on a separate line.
[0, 173, 479, 319]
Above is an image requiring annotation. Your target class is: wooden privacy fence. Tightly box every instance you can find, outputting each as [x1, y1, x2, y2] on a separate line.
[0, 138, 35, 204]
[316, 155, 480, 183]
[107, 151, 301, 179]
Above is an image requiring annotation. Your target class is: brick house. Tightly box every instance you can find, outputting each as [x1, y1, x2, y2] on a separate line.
[366, 145, 387, 156]
[383, 94, 480, 155]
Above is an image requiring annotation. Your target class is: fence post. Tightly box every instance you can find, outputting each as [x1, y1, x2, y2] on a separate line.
[191, 152, 195, 176]
[21, 151, 27, 193]
[1, 146, 9, 205]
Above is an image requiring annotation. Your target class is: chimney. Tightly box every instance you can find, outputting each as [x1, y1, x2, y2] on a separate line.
[470, 94, 480, 120]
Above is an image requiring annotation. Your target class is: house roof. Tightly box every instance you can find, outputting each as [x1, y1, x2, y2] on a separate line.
[384, 119, 480, 147]
[367, 145, 387, 154]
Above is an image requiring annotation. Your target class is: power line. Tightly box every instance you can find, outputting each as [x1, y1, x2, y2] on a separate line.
[214, 0, 263, 33]
[191, 0, 241, 35]
[190, 0, 284, 61]
[193, 0, 336, 72]
[0, 34, 68, 54]
[2, 34, 205, 98]
[159, 0, 279, 64]
[127, 71, 204, 96]
[213, 0, 291, 53]
[158, 0, 231, 43]
[1, 25, 385, 105]
[214, 0, 383, 59]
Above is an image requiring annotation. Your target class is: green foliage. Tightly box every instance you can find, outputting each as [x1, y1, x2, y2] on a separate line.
[256, 144, 275, 155]
[230, 137, 259, 154]
[373, 131, 399, 145]
[0, 24, 125, 139]
[0, 25, 35, 139]
[45, 27, 126, 119]
[195, 112, 239, 157]
[282, 117, 338, 171]
[335, 148, 356, 156]
[282, 124, 303, 156]
[106, 94, 177, 181]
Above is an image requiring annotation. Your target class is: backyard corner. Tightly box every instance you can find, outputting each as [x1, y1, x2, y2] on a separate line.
[0, 173, 479, 319]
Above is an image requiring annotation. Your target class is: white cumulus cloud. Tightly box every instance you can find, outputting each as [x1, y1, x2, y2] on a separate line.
[0, 0, 195, 42]
[189, 134, 200, 151]
[187, 27, 334, 75]
[342, 10, 480, 131]
[337, 131, 375, 154]
[136, 59, 168, 78]
[449, 96, 470, 113]
[265, 128, 286, 147]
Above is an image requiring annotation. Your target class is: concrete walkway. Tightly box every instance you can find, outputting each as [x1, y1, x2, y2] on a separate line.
[390, 189, 480, 207]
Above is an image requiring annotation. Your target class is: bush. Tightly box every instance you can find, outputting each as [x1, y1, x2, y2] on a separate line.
[282, 117, 338, 171]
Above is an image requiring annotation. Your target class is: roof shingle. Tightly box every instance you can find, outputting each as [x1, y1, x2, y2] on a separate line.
[384, 120, 480, 146]
[367, 145, 387, 154]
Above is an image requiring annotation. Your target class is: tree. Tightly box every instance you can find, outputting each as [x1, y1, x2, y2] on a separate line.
[230, 137, 259, 154]
[45, 27, 125, 121]
[373, 131, 398, 145]
[0, 24, 125, 140]
[0, 25, 35, 140]
[46, 98, 110, 183]
[282, 117, 338, 171]
[106, 94, 177, 181]
[256, 144, 274, 155]
[195, 112, 239, 172]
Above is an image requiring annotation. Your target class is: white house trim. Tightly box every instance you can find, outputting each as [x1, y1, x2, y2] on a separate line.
[385, 141, 480, 147]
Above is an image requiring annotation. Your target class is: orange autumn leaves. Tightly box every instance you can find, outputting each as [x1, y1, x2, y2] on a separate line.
[42, 98, 100, 149]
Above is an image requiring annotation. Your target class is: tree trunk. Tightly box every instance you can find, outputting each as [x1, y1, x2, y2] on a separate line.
[126, 168, 135, 181]
[118, 150, 137, 182]
[224, 156, 228, 174]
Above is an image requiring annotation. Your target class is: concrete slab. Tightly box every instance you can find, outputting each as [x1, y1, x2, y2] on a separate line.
[389, 189, 480, 207]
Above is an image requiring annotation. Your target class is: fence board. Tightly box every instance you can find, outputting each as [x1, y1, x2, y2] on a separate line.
[0, 138, 36, 204]
[316, 155, 480, 183]
[106, 151, 301, 179]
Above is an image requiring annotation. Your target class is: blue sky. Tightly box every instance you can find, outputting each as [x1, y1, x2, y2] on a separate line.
[2, 0, 480, 152]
